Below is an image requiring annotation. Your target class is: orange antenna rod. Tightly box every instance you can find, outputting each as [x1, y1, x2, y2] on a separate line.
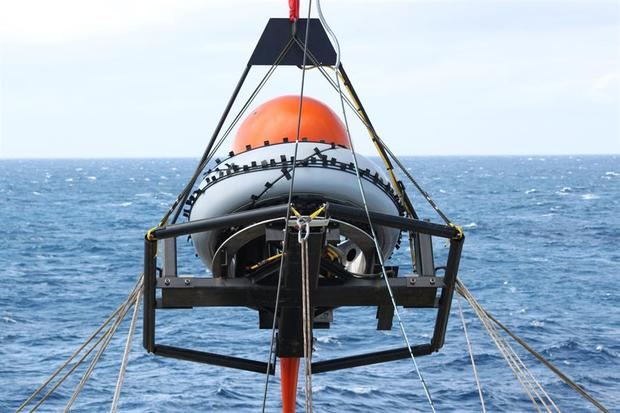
[280, 357, 300, 413]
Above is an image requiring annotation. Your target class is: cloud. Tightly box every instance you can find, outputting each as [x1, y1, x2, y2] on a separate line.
[0, 0, 248, 44]
[590, 73, 620, 104]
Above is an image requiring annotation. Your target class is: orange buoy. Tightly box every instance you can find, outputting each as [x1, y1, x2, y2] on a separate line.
[232, 95, 350, 154]
[280, 357, 300, 413]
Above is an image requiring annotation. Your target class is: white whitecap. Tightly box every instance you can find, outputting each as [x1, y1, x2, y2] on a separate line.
[32, 191, 41, 196]
[316, 335, 340, 345]
[65, 178, 73, 182]
[605, 171, 619, 177]
[525, 188, 536, 194]
[463, 222, 477, 229]
[581, 193, 600, 200]
[2, 316, 17, 324]
[351, 386, 376, 394]
[87, 176, 97, 181]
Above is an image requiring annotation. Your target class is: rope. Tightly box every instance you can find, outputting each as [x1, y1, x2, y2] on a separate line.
[330, 58, 437, 410]
[315, 0, 340, 68]
[109, 286, 142, 413]
[16, 305, 125, 412]
[19, 278, 143, 412]
[300, 232, 313, 412]
[311, 7, 437, 405]
[159, 37, 296, 228]
[261, 2, 314, 411]
[63, 280, 144, 412]
[458, 281, 557, 412]
[457, 295, 486, 413]
[287, 44, 457, 229]
[457, 280, 609, 413]
[291, 39, 419, 224]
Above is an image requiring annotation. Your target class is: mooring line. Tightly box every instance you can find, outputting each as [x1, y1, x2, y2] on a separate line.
[63, 280, 144, 413]
[110, 285, 142, 413]
[19, 278, 142, 412]
[457, 279, 609, 412]
[457, 295, 487, 413]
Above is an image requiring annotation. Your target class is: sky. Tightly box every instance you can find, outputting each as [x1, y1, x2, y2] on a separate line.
[0, 0, 618, 158]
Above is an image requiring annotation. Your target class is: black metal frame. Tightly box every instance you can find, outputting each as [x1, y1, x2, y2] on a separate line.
[144, 204, 464, 373]
[143, 17, 465, 374]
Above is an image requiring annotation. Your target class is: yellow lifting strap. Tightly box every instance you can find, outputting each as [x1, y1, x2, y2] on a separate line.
[291, 204, 326, 219]
[337, 71, 415, 220]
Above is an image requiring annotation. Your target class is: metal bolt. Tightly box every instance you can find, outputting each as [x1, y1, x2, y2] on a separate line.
[409, 277, 416, 285]
[430, 277, 436, 285]
[164, 278, 170, 286]
[184, 279, 191, 286]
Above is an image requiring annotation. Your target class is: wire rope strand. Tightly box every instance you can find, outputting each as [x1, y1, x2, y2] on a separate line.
[472, 295, 609, 411]
[109, 286, 142, 413]
[462, 283, 560, 412]
[160, 37, 296, 227]
[300, 236, 313, 412]
[332, 66, 436, 411]
[27, 286, 140, 413]
[458, 283, 556, 412]
[288, 42, 451, 227]
[62, 283, 143, 413]
[261, 3, 314, 411]
[21, 278, 142, 412]
[457, 294, 487, 413]
[16, 305, 124, 413]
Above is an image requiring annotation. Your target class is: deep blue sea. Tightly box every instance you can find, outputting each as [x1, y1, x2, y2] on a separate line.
[1, 156, 618, 412]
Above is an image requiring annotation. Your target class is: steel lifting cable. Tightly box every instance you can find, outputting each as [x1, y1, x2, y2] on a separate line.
[311, 6, 437, 410]
[18, 277, 143, 413]
[334, 70, 437, 413]
[261, 2, 314, 411]
[457, 281, 552, 412]
[290, 39, 419, 223]
[110, 286, 142, 413]
[63, 278, 145, 413]
[457, 295, 487, 413]
[457, 280, 610, 413]
[462, 283, 563, 413]
[288, 44, 456, 230]
[458, 282, 561, 413]
[467, 292, 549, 412]
[157, 37, 296, 228]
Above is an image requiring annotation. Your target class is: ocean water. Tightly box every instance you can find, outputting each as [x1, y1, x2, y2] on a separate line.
[1, 156, 618, 412]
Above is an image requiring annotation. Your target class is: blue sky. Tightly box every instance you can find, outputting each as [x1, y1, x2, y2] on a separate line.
[0, 0, 618, 158]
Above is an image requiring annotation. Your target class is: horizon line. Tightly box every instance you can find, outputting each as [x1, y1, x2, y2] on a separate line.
[1, 153, 618, 161]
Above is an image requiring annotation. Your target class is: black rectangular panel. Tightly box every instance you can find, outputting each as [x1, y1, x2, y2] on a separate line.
[249, 18, 337, 66]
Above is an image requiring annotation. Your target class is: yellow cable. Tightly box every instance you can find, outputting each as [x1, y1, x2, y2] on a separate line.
[290, 206, 302, 218]
[309, 204, 326, 219]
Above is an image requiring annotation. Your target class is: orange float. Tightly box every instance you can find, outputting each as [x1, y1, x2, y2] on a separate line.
[231, 95, 350, 154]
